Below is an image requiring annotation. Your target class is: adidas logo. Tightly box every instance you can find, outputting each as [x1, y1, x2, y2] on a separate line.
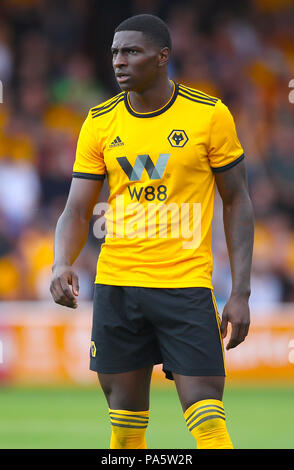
[109, 136, 124, 148]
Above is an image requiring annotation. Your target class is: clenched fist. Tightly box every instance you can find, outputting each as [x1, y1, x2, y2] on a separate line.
[50, 265, 79, 309]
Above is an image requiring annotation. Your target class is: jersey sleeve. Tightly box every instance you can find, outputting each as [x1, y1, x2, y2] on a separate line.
[72, 111, 106, 180]
[208, 100, 244, 172]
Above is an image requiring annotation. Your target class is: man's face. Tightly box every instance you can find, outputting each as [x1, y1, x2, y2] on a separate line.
[111, 30, 163, 92]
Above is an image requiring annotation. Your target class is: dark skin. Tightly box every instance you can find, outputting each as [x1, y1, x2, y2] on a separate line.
[50, 30, 254, 414]
[111, 30, 173, 110]
[50, 178, 103, 309]
[216, 161, 253, 351]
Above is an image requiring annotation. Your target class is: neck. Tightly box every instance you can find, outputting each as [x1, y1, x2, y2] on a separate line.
[128, 76, 174, 113]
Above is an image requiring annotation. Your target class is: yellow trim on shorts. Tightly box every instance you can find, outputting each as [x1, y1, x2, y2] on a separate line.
[211, 290, 226, 375]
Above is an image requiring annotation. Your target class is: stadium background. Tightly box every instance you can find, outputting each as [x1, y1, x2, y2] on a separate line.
[0, 0, 294, 449]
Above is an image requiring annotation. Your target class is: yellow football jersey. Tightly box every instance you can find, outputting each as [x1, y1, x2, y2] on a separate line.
[73, 81, 244, 288]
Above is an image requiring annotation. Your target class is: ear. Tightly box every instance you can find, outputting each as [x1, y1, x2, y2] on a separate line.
[157, 47, 170, 67]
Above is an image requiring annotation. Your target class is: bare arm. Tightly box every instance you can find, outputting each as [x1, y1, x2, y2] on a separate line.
[50, 177, 104, 308]
[214, 160, 254, 349]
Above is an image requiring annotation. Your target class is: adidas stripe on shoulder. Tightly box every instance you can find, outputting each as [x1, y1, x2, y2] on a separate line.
[91, 92, 125, 118]
[178, 84, 219, 107]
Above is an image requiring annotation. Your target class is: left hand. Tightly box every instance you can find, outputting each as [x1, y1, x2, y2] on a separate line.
[220, 294, 250, 350]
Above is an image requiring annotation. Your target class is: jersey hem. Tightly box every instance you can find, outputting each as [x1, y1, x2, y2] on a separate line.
[94, 277, 213, 289]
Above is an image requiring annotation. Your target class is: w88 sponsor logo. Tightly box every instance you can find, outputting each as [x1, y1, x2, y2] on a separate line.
[128, 184, 167, 202]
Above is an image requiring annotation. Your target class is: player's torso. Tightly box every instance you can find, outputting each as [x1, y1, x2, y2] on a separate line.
[90, 84, 218, 287]
[97, 88, 216, 208]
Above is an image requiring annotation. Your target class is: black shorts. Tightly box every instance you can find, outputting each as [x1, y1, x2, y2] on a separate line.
[89, 284, 225, 380]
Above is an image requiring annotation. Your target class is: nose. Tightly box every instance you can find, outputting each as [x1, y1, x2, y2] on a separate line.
[113, 51, 128, 68]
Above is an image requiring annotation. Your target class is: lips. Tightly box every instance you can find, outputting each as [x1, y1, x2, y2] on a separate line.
[116, 73, 131, 83]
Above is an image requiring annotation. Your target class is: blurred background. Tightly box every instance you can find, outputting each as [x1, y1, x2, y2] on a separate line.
[0, 0, 294, 449]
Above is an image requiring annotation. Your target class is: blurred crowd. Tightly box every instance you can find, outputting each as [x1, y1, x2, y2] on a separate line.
[0, 0, 294, 309]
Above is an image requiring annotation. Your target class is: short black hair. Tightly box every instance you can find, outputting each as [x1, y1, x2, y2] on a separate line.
[115, 14, 172, 51]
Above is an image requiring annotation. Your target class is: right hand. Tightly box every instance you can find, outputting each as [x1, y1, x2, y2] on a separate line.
[50, 265, 79, 309]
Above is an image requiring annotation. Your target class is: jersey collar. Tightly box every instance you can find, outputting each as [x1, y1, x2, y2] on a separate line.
[124, 81, 178, 118]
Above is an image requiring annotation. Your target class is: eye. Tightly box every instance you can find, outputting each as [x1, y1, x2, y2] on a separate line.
[128, 49, 137, 55]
